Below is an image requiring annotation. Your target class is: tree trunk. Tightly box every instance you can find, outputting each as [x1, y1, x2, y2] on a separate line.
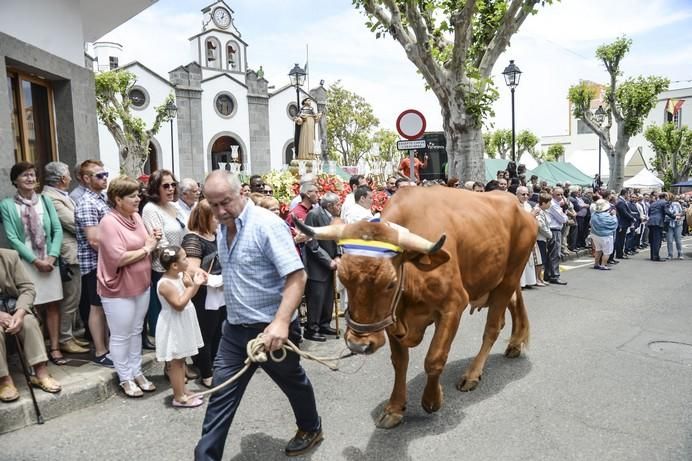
[442, 105, 484, 183]
[120, 142, 147, 178]
[608, 124, 629, 192]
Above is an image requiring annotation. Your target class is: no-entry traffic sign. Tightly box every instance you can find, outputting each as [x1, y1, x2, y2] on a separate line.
[396, 109, 426, 140]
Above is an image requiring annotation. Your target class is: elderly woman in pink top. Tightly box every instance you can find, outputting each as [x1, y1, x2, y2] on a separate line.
[97, 176, 162, 398]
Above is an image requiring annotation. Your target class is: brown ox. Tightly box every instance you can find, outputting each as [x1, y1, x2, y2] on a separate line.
[295, 186, 536, 429]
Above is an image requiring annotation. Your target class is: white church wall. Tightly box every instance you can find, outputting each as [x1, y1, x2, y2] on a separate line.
[268, 88, 301, 170]
[201, 76, 250, 173]
[97, 63, 177, 175]
[1, 0, 84, 66]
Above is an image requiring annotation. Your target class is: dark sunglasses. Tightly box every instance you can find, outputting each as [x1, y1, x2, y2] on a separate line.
[93, 172, 109, 179]
[162, 182, 177, 190]
[264, 190, 273, 195]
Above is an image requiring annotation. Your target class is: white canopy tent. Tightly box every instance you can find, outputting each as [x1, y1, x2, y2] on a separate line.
[623, 168, 664, 189]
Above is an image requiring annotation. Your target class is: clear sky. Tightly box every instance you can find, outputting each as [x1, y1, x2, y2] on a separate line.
[100, 0, 692, 138]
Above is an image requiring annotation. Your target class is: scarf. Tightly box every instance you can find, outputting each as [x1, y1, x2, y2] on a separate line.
[14, 192, 47, 259]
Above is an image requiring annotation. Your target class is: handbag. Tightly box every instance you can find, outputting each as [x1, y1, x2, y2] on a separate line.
[201, 250, 222, 276]
[58, 257, 73, 282]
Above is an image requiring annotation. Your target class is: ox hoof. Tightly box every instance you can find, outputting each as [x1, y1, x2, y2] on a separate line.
[421, 385, 443, 414]
[505, 344, 522, 358]
[456, 376, 480, 392]
[376, 411, 404, 429]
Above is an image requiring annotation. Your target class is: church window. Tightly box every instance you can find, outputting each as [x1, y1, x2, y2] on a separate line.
[226, 41, 240, 71]
[287, 102, 300, 120]
[206, 38, 221, 69]
[128, 87, 149, 109]
[214, 92, 237, 118]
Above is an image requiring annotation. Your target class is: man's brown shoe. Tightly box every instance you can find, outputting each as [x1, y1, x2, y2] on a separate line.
[60, 339, 90, 354]
[285, 425, 323, 457]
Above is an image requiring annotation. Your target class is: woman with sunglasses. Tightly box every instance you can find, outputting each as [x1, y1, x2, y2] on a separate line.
[141, 170, 190, 355]
[0, 162, 66, 372]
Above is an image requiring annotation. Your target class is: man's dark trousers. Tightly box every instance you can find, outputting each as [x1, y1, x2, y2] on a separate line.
[194, 320, 320, 461]
[306, 274, 334, 334]
[546, 229, 562, 280]
[615, 226, 627, 258]
[648, 226, 663, 260]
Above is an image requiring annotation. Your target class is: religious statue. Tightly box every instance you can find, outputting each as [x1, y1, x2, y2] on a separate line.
[293, 98, 322, 160]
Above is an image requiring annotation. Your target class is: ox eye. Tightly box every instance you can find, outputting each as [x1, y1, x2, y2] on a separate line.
[386, 281, 396, 290]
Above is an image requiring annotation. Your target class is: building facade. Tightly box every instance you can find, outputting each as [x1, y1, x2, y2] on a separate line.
[95, 0, 326, 181]
[540, 81, 691, 182]
[0, 0, 157, 199]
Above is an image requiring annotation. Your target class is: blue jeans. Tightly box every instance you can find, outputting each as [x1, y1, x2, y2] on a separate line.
[194, 319, 320, 461]
[666, 222, 683, 257]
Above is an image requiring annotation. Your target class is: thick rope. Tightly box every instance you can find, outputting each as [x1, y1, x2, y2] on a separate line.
[189, 334, 352, 400]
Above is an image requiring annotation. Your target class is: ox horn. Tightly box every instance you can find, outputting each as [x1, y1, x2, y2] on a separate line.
[397, 229, 447, 254]
[294, 218, 346, 241]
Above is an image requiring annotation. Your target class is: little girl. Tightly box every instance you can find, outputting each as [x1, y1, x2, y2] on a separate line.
[156, 246, 206, 408]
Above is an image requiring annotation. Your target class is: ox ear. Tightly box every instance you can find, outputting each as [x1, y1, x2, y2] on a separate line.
[406, 248, 451, 272]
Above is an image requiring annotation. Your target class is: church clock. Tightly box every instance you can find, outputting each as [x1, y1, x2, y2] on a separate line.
[211, 7, 231, 29]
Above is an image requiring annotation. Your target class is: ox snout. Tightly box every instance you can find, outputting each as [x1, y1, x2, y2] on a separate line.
[345, 330, 386, 355]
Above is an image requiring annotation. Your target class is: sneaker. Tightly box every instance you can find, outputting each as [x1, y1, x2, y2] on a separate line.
[93, 353, 114, 368]
[678, 256, 684, 260]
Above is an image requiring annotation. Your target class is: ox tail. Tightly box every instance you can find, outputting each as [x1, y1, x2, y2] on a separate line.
[506, 289, 530, 355]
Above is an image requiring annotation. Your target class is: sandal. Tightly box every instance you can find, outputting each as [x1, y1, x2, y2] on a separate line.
[0, 382, 20, 402]
[133, 374, 156, 392]
[30, 375, 62, 394]
[120, 380, 144, 398]
[172, 395, 204, 408]
[49, 349, 68, 366]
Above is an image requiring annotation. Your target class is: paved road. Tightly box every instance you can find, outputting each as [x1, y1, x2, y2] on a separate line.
[4, 238, 692, 461]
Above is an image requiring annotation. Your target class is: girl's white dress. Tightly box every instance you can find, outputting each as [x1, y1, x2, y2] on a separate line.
[155, 274, 204, 362]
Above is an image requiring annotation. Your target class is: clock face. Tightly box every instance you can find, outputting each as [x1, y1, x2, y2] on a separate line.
[212, 7, 231, 29]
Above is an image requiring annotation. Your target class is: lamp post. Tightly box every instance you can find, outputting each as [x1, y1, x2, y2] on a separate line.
[165, 100, 178, 175]
[502, 60, 522, 162]
[288, 63, 306, 108]
[594, 105, 606, 183]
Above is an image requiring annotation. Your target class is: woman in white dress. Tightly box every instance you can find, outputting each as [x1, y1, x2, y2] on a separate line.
[0, 162, 65, 365]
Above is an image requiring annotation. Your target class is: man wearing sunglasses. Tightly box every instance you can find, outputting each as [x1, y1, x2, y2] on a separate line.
[74, 160, 113, 367]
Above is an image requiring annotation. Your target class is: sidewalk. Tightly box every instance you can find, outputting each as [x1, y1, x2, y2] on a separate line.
[0, 248, 594, 435]
[0, 349, 157, 434]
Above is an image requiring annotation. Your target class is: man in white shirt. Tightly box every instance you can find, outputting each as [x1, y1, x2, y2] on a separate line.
[175, 178, 200, 222]
[345, 186, 373, 224]
[340, 175, 367, 223]
[545, 187, 568, 285]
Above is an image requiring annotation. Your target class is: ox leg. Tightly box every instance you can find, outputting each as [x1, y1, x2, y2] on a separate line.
[457, 301, 507, 392]
[420, 310, 463, 414]
[505, 289, 530, 358]
[377, 334, 409, 429]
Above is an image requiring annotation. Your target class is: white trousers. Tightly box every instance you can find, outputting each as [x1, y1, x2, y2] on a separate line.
[102, 291, 150, 382]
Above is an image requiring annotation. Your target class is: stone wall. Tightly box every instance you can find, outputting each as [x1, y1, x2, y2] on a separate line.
[0, 31, 99, 198]
[246, 69, 270, 174]
[169, 63, 205, 181]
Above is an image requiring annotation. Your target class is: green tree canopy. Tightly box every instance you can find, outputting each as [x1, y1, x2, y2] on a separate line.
[95, 70, 173, 177]
[567, 36, 669, 190]
[352, 0, 553, 183]
[517, 129, 539, 157]
[644, 122, 692, 188]
[326, 81, 380, 166]
[485, 129, 512, 159]
[534, 144, 564, 164]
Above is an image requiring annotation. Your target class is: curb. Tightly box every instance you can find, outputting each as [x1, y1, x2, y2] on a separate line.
[0, 351, 157, 434]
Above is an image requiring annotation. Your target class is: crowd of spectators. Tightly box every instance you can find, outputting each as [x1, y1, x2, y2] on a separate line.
[0, 158, 689, 405]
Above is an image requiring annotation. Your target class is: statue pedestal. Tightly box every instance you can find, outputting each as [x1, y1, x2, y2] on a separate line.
[288, 157, 322, 176]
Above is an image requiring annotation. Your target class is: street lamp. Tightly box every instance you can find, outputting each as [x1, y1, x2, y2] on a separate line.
[165, 100, 178, 175]
[594, 105, 606, 183]
[288, 63, 306, 108]
[502, 60, 522, 162]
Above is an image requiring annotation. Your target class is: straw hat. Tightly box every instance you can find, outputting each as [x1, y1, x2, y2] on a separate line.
[594, 199, 611, 213]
